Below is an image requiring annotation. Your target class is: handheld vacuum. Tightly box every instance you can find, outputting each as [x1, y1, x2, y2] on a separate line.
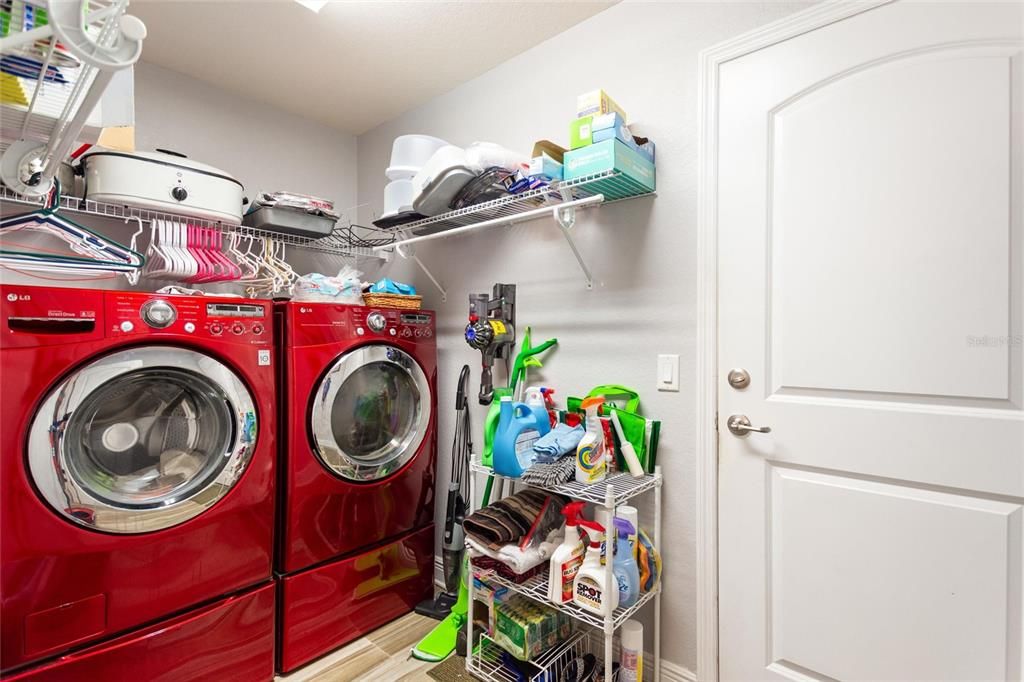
[464, 283, 516, 405]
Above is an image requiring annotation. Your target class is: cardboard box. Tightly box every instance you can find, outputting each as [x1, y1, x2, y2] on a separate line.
[563, 138, 656, 192]
[528, 153, 563, 181]
[569, 116, 593, 150]
[576, 89, 627, 121]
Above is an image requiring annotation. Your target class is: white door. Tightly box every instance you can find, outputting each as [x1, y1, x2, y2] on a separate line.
[717, 2, 1024, 680]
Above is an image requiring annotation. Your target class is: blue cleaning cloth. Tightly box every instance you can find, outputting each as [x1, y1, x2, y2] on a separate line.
[369, 278, 417, 295]
[532, 424, 585, 463]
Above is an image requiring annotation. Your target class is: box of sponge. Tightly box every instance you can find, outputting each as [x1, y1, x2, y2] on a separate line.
[563, 138, 656, 193]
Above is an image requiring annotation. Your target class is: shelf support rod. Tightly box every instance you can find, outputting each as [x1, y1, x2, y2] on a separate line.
[395, 242, 447, 302]
[553, 204, 594, 290]
[372, 194, 604, 253]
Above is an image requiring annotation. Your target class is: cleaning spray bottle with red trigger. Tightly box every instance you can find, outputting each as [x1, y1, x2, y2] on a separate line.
[547, 501, 586, 605]
[573, 519, 618, 616]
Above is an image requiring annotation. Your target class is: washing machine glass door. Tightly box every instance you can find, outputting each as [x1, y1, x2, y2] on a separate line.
[311, 345, 431, 481]
[28, 346, 258, 533]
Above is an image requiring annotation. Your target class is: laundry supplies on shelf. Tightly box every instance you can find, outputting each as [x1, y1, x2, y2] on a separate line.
[612, 517, 640, 608]
[576, 397, 609, 485]
[493, 395, 552, 479]
[547, 501, 586, 605]
[620, 620, 644, 682]
[573, 519, 616, 616]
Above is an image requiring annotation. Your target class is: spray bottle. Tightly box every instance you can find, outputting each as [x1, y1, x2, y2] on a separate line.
[612, 517, 640, 608]
[547, 501, 586, 605]
[573, 519, 618, 616]
[576, 397, 608, 485]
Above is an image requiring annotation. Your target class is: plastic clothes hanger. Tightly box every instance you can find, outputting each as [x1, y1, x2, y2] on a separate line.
[124, 215, 145, 285]
[0, 179, 144, 273]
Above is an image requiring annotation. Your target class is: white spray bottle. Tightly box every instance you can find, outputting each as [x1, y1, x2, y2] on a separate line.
[547, 501, 586, 605]
[573, 519, 618, 616]
[575, 396, 608, 485]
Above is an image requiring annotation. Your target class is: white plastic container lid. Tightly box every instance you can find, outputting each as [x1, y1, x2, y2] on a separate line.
[386, 134, 449, 180]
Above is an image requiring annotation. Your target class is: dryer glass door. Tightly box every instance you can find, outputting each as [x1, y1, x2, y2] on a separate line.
[28, 346, 258, 533]
[311, 345, 431, 481]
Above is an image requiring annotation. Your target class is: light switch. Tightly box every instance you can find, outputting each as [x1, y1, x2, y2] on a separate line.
[657, 354, 679, 392]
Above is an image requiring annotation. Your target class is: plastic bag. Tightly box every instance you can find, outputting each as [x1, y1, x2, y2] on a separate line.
[292, 265, 363, 303]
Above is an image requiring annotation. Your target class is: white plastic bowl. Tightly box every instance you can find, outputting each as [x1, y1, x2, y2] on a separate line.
[386, 134, 449, 180]
[381, 178, 416, 218]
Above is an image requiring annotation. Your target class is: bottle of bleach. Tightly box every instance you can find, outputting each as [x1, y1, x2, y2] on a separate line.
[492, 395, 551, 477]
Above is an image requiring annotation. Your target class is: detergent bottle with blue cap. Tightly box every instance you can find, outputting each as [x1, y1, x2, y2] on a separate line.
[492, 394, 551, 477]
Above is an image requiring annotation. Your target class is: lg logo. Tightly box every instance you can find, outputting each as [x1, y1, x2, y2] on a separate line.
[6, 293, 28, 302]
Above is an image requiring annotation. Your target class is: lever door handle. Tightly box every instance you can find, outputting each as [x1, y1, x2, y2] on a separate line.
[727, 414, 771, 436]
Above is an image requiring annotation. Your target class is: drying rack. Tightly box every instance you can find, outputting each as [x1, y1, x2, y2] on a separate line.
[466, 457, 663, 682]
[0, 186, 391, 260]
[374, 169, 655, 301]
[0, 1, 145, 196]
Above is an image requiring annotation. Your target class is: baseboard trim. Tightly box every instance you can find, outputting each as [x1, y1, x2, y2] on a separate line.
[659, 658, 697, 682]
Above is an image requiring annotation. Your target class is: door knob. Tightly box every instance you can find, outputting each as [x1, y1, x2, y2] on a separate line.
[727, 414, 771, 436]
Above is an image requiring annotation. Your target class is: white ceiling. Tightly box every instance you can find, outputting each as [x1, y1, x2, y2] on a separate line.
[130, 1, 616, 135]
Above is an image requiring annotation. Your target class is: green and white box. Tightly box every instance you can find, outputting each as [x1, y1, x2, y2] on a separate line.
[563, 138, 656, 192]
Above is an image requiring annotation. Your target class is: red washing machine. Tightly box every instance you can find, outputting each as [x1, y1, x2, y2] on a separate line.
[0, 286, 276, 681]
[275, 302, 436, 673]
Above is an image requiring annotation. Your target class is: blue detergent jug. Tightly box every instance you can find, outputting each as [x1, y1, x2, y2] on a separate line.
[492, 395, 552, 478]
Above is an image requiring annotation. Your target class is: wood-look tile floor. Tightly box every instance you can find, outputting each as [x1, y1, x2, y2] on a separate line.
[276, 612, 447, 682]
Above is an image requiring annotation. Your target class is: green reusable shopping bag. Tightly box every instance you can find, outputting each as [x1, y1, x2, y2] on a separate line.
[567, 385, 660, 473]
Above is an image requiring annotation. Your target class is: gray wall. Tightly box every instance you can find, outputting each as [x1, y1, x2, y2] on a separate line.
[2, 61, 360, 290]
[357, 1, 810, 672]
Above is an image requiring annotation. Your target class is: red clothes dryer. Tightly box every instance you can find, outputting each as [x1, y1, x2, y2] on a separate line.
[275, 302, 436, 673]
[0, 286, 276, 679]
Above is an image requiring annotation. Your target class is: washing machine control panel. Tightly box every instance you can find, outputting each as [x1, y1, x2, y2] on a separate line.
[107, 293, 270, 344]
[398, 312, 434, 340]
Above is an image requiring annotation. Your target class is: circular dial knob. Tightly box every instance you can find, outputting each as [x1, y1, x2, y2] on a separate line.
[140, 299, 176, 328]
[366, 312, 387, 333]
[171, 186, 188, 201]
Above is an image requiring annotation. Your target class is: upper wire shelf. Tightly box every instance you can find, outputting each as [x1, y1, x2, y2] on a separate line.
[471, 456, 661, 506]
[0, 186, 391, 259]
[383, 169, 654, 241]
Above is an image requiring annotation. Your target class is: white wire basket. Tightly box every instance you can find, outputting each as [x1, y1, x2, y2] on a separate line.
[469, 629, 624, 682]
[0, 1, 144, 196]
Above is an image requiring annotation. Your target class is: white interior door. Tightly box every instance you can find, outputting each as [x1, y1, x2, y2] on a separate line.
[717, 2, 1024, 680]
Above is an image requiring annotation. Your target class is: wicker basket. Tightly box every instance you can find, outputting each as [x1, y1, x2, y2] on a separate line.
[361, 293, 423, 310]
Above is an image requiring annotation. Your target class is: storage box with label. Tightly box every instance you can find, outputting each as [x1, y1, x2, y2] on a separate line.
[576, 89, 627, 121]
[563, 138, 656, 193]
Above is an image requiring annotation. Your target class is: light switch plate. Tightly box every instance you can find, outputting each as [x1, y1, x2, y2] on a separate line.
[657, 354, 679, 392]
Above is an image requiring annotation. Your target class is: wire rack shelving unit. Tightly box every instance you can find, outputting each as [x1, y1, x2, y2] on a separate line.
[467, 460, 663, 682]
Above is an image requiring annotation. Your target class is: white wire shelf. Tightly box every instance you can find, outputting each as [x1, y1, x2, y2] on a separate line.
[374, 169, 655, 297]
[386, 169, 653, 238]
[468, 630, 590, 682]
[0, 186, 390, 259]
[470, 456, 662, 506]
[473, 565, 660, 632]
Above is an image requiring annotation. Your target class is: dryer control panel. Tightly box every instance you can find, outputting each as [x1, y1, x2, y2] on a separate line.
[286, 302, 435, 346]
[108, 293, 270, 345]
